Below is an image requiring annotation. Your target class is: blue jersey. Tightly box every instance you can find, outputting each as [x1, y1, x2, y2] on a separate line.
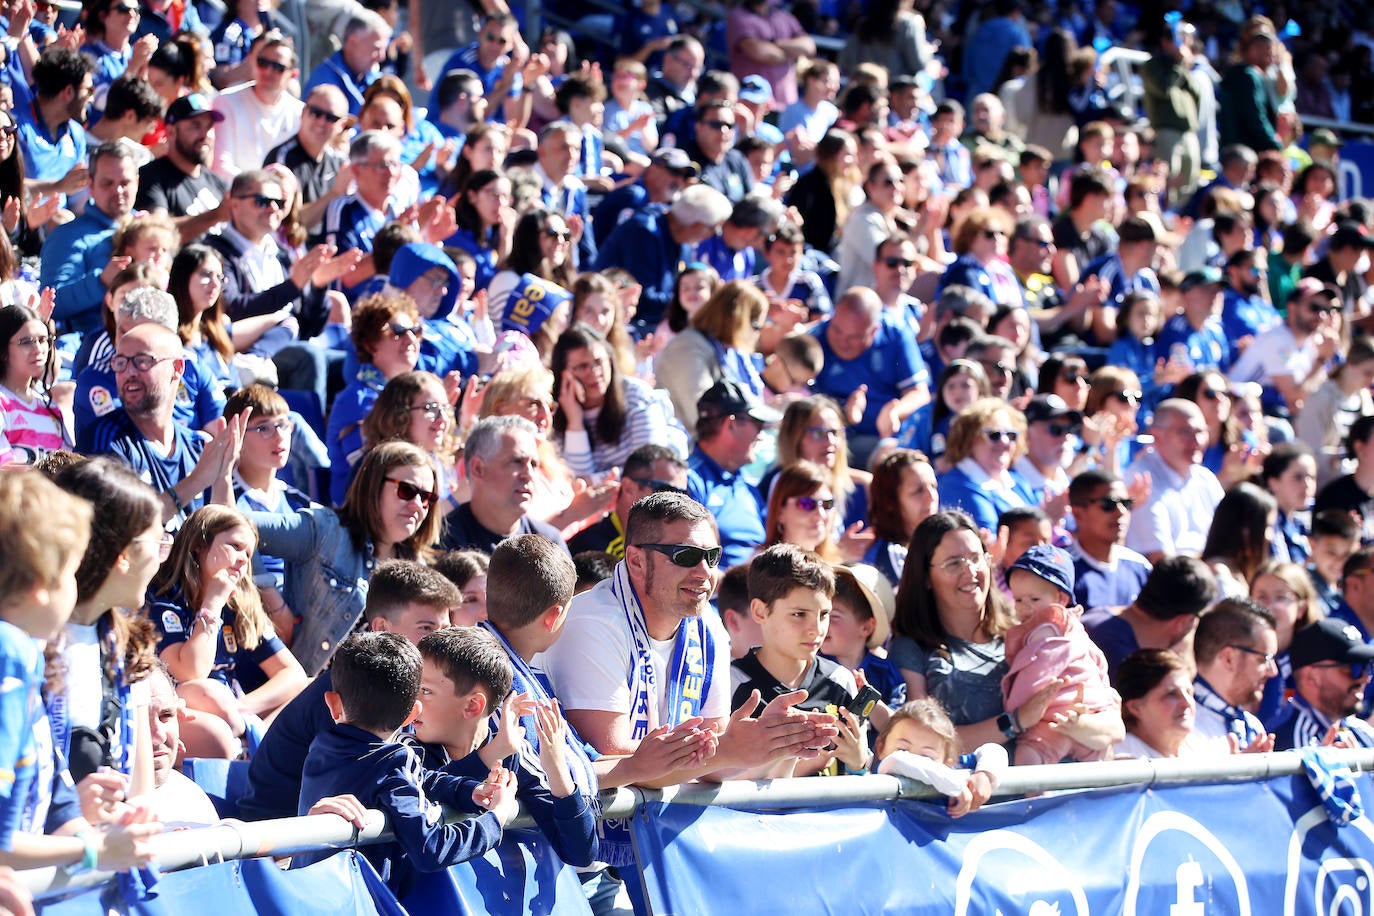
[1221, 287, 1282, 343]
[150, 587, 287, 695]
[811, 314, 928, 437]
[0, 621, 43, 851]
[688, 446, 766, 570]
[87, 412, 207, 512]
[1156, 313, 1232, 373]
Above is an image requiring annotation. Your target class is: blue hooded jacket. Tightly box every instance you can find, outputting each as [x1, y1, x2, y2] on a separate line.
[389, 243, 478, 379]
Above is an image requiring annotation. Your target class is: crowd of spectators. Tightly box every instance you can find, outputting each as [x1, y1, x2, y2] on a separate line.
[4, 0, 1374, 912]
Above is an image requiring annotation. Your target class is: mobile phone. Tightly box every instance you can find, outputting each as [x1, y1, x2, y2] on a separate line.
[846, 685, 882, 723]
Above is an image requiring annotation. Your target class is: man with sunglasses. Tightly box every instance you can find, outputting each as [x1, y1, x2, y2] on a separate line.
[682, 99, 754, 206]
[1228, 278, 1341, 414]
[264, 84, 350, 233]
[570, 445, 689, 558]
[687, 380, 779, 568]
[210, 33, 303, 180]
[1273, 619, 1374, 750]
[1012, 394, 1081, 523]
[135, 94, 230, 243]
[1007, 216, 1099, 349]
[426, 11, 527, 128]
[1065, 469, 1152, 611]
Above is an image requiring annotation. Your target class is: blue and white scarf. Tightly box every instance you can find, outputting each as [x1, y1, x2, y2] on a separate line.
[1194, 675, 1263, 747]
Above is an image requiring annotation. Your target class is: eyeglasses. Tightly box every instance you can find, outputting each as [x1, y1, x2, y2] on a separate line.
[364, 159, 403, 172]
[702, 119, 735, 131]
[133, 530, 174, 560]
[1311, 661, 1371, 680]
[306, 104, 343, 124]
[234, 193, 285, 210]
[14, 334, 50, 348]
[408, 401, 447, 422]
[984, 428, 1019, 444]
[1199, 387, 1229, 401]
[931, 553, 987, 574]
[792, 495, 836, 512]
[256, 58, 289, 74]
[247, 419, 291, 438]
[883, 256, 916, 269]
[1308, 302, 1341, 315]
[1046, 422, 1080, 437]
[804, 426, 842, 441]
[634, 543, 722, 568]
[0, 125, 16, 137]
[388, 322, 421, 339]
[544, 228, 572, 242]
[385, 477, 437, 509]
[196, 270, 225, 284]
[628, 477, 687, 495]
[111, 353, 174, 373]
[1109, 390, 1142, 406]
[1228, 644, 1276, 666]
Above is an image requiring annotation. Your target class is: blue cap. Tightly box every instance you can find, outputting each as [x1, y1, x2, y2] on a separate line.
[1008, 544, 1075, 599]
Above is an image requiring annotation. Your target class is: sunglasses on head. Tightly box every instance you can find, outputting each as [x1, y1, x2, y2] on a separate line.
[792, 495, 836, 512]
[635, 543, 723, 568]
[386, 477, 437, 509]
[984, 429, 1019, 444]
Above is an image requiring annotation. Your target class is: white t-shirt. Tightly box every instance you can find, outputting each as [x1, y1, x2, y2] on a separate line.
[63, 623, 103, 732]
[539, 576, 732, 737]
[1228, 324, 1315, 387]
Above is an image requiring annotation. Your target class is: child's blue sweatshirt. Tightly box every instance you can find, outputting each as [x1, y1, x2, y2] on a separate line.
[294, 722, 504, 894]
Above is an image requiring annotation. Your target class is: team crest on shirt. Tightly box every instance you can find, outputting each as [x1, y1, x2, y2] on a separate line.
[89, 386, 115, 417]
[222, 626, 237, 654]
[161, 610, 183, 634]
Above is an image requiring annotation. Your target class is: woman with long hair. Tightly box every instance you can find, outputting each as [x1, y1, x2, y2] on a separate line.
[249, 441, 444, 676]
[656, 280, 768, 429]
[487, 207, 577, 329]
[939, 205, 1022, 309]
[785, 129, 859, 255]
[1201, 481, 1279, 598]
[897, 359, 991, 469]
[443, 122, 511, 199]
[762, 461, 841, 562]
[863, 448, 939, 586]
[837, 158, 912, 291]
[0, 304, 69, 466]
[1259, 442, 1318, 565]
[361, 370, 458, 513]
[447, 168, 514, 292]
[551, 324, 676, 478]
[570, 272, 636, 378]
[838, 0, 930, 88]
[150, 505, 306, 752]
[768, 395, 869, 546]
[1176, 370, 1264, 487]
[1250, 560, 1324, 726]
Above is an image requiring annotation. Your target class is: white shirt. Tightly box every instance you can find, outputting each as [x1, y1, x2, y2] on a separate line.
[211, 83, 305, 179]
[1228, 324, 1317, 387]
[1122, 449, 1224, 557]
[219, 224, 287, 292]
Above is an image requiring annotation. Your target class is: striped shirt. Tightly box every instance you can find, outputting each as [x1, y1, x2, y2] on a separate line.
[0, 386, 67, 467]
[559, 377, 684, 478]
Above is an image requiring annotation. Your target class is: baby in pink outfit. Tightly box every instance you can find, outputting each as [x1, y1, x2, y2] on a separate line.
[1001, 544, 1120, 765]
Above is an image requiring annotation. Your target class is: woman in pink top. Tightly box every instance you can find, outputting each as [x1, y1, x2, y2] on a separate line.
[0, 304, 69, 466]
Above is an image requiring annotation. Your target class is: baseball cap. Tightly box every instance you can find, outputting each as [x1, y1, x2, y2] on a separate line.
[1289, 618, 1374, 670]
[1023, 393, 1083, 428]
[1310, 127, 1345, 149]
[651, 147, 700, 178]
[165, 93, 226, 125]
[739, 75, 772, 105]
[696, 379, 782, 424]
[1007, 544, 1076, 600]
[1330, 223, 1374, 252]
[1287, 276, 1341, 306]
[1179, 266, 1224, 291]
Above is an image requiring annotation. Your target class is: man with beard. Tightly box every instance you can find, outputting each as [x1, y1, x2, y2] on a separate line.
[135, 94, 231, 242]
[1065, 469, 1152, 611]
[1220, 247, 1281, 347]
[1190, 597, 1278, 753]
[1228, 277, 1342, 413]
[1273, 618, 1374, 750]
[16, 47, 93, 190]
[86, 322, 242, 525]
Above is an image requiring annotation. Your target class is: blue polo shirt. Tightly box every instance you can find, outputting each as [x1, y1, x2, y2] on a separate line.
[687, 446, 765, 570]
[594, 204, 687, 333]
[427, 43, 523, 124]
[1069, 542, 1152, 611]
[15, 102, 85, 183]
[810, 314, 928, 437]
[303, 51, 377, 115]
[694, 235, 757, 282]
[40, 202, 119, 336]
[86, 410, 207, 511]
[1156, 312, 1232, 372]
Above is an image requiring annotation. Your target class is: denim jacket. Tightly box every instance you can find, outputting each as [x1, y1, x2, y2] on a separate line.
[249, 507, 376, 676]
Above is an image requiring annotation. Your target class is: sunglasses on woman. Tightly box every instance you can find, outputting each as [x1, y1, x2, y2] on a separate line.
[386, 478, 437, 509]
[634, 543, 722, 568]
[408, 401, 447, 422]
[984, 429, 1019, 444]
[1109, 390, 1143, 406]
[791, 495, 836, 512]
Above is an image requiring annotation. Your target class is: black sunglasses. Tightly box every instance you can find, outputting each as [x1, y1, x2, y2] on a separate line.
[386, 477, 437, 509]
[1090, 496, 1134, 512]
[1109, 390, 1142, 405]
[634, 543, 723, 568]
[306, 104, 343, 124]
[1046, 422, 1080, 437]
[256, 58, 289, 74]
[545, 228, 572, 242]
[1199, 387, 1229, 401]
[883, 256, 915, 269]
[234, 193, 285, 210]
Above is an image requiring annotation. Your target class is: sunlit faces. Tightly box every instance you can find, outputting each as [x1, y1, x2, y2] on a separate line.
[1001, 516, 1052, 570]
[797, 408, 844, 467]
[1310, 534, 1356, 585]
[406, 266, 451, 319]
[378, 462, 436, 548]
[574, 291, 617, 338]
[1007, 568, 1068, 623]
[473, 430, 539, 516]
[565, 344, 612, 409]
[878, 717, 953, 765]
[413, 663, 473, 748]
[496, 386, 553, 435]
[198, 525, 255, 588]
[940, 370, 982, 415]
[189, 255, 225, 314]
[359, 96, 406, 138]
[630, 518, 718, 624]
[825, 307, 878, 362]
[775, 485, 834, 552]
[820, 597, 871, 662]
[539, 216, 572, 266]
[1268, 454, 1317, 515]
[239, 413, 293, 475]
[1072, 482, 1131, 549]
[89, 152, 138, 216]
[1307, 659, 1371, 719]
[1227, 629, 1279, 707]
[970, 409, 1021, 475]
[676, 271, 715, 320]
[752, 585, 832, 667]
[898, 462, 939, 535]
[1125, 668, 1195, 753]
[407, 379, 451, 452]
[113, 521, 170, 609]
[147, 672, 182, 786]
[377, 601, 449, 644]
[469, 177, 512, 227]
[5, 318, 50, 390]
[927, 528, 990, 618]
[454, 574, 487, 626]
[370, 313, 422, 378]
[1250, 573, 1303, 648]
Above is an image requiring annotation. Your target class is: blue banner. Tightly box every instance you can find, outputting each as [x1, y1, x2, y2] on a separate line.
[631, 773, 1374, 915]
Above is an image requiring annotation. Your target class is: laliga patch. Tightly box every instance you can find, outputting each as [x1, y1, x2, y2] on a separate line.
[161, 610, 184, 634]
[89, 386, 115, 417]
